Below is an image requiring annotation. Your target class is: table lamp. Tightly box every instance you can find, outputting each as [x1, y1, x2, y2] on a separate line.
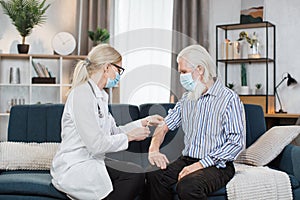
[275, 73, 297, 113]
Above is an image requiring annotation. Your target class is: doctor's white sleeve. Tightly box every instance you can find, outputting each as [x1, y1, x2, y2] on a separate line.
[72, 89, 128, 155]
[109, 114, 143, 135]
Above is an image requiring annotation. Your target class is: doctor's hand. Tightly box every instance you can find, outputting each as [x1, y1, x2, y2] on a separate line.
[126, 127, 150, 142]
[142, 115, 165, 127]
[148, 151, 169, 169]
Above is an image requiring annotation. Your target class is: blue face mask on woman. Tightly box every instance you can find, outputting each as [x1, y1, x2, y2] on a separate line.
[105, 71, 120, 88]
[180, 72, 196, 91]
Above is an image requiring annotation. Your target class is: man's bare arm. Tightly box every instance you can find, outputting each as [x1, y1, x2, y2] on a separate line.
[148, 124, 170, 169]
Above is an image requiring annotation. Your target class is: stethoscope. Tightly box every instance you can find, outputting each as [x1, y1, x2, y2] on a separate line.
[87, 81, 104, 118]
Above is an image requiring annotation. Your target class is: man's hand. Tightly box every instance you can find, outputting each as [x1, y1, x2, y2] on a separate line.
[148, 151, 170, 169]
[178, 162, 203, 180]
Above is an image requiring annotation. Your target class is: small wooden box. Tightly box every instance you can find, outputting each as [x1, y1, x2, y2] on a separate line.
[32, 77, 56, 84]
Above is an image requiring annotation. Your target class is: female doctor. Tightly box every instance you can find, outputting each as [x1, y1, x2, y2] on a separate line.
[51, 44, 164, 200]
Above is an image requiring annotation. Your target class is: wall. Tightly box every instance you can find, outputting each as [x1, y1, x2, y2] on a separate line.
[0, 0, 78, 54]
[1, 0, 299, 113]
[209, 0, 300, 113]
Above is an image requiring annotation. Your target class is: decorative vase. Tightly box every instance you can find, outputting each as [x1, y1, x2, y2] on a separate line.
[248, 33, 260, 58]
[17, 44, 29, 54]
[9, 67, 20, 84]
[248, 43, 260, 58]
[239, 86, 251, 95]
[233, 41, 241, 59]
[240, 39, 248, 59]
[255, 88, 263, 95]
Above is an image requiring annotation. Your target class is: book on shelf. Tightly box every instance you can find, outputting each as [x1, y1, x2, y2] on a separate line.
[37, 63, 51, 78]
[31, 61, 52, 78]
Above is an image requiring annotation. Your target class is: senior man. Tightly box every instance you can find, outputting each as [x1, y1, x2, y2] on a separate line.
[146, 45, 245, 200]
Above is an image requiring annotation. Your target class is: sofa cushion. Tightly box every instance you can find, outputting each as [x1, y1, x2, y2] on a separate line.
[109, 104, 140, 125]
[269, 144, 300, 183]
[8, 105, 64, 143]
[139, 103, 185, 168]
[208, 187, 226, 196]
[243, 104, 267, 147]
[106, 104, 142, 165]
[0, 195, 61, 200]
[289, 174, 300, 189]
[139, 103, 179, 148]
[0, 170, 67, 199]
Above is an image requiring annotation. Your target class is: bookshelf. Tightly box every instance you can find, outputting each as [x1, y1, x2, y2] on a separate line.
[0, 53, 86, 141]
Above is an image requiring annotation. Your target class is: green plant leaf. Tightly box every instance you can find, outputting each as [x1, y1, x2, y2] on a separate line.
[241, 63, 247, 86]
[88, 27, 110, 44]
[0, 0, 50, 44]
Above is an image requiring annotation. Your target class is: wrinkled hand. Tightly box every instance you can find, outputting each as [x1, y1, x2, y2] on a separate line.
[148, 151, 169, 169]
[126, 127, 150, 142]
[144, 115, 165, 127]
[178, 162, 203, 181]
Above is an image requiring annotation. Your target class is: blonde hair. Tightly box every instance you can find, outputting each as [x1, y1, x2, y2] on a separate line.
[177, 45, 216, 83]
[71, 44, 122, 90]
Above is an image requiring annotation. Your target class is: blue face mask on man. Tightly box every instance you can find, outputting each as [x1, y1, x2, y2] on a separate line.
[105, 71, 120, 88]
[180, 72, 196, 91]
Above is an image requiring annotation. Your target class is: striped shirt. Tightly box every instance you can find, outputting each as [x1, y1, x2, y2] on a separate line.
[165, 79, 245, 168]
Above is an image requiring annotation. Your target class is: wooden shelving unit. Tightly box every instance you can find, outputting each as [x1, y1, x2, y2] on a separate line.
[216, 21, 276, 113]
[0, 53, 86, 141]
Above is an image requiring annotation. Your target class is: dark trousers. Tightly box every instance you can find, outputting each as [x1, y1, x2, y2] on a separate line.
[146, 156, 235, 200]
[104, 159, 145, 200]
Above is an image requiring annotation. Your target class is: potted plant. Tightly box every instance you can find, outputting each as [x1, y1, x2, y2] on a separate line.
[88, 27, 110, 46]
[255, 83, 262, 95]
[238, 31, 260, 58]
[0, 0, 50, 54]
[226, 82, 235, 91]
[239, 63, 251, 94]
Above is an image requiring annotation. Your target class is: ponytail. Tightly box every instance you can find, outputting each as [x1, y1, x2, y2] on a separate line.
[71, 60, 89, 90]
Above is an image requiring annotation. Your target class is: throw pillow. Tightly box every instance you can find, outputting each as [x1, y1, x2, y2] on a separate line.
[0, 142, 59, 170]
[235, 126, 300, 166]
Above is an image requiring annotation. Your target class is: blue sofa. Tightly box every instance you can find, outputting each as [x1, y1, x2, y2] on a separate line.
[0, 103, 299, 200]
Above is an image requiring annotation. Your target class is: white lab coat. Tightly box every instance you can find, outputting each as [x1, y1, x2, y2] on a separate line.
[51, 79, 142, 200]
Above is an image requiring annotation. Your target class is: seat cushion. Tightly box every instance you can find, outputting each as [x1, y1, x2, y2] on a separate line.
[0, 170, 67, 199]
[208, 187, 226, 196]
[0, 195, 62, 200]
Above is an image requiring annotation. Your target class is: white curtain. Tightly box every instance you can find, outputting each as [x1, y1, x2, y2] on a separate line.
[112, 0, 173, 105]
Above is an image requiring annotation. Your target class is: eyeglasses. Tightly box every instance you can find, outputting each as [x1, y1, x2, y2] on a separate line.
[111, 63, 125, 75]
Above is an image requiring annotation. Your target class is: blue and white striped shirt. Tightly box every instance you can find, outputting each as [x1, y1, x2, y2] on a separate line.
[165, 79, 245, 168]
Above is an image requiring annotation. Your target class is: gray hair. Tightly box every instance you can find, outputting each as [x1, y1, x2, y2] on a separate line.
[177, 45, 216, 82]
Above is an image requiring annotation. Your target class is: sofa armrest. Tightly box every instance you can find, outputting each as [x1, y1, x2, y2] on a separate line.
[270, 144, 300, 181]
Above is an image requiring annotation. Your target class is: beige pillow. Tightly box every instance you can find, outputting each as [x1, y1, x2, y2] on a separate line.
[235, 126, 300, 166]
[0, 142, 59, 170]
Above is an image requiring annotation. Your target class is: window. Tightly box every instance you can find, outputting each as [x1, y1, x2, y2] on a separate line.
[113, 0, 173, 105]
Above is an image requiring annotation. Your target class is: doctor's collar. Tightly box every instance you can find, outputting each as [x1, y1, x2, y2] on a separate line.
[88, 79, 104, 98]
